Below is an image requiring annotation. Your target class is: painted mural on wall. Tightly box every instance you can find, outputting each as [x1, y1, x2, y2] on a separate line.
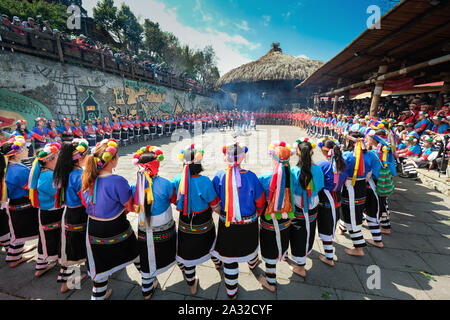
[0, 88, 53, 130]
[81, 90, 101, 122]
[109, 79, 216, 119]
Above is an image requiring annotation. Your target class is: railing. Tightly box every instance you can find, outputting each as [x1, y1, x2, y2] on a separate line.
[0, 21, 211, 96]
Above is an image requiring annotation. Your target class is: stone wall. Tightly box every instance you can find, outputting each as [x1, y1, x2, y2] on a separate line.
[0, 51, 217, 129]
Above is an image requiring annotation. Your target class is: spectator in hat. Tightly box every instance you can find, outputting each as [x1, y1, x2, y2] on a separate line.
[12, 16, 24, 35]
[402, 104, 419, 124]
[42, 20, 53, 35]
[23, 17, 35, 30]
[414, 112, 432, 135]
[428, 116, 449, 135]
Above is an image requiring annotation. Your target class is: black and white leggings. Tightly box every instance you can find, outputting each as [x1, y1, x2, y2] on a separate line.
[223, 256, 259, 299]
[177, 257, 223, 287]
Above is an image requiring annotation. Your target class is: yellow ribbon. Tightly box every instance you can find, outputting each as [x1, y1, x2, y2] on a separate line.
[1, 156, 8, 203]
[352, 138, 361, 186]
[382, 146, 388, 168]
[144, 171, 154, 206]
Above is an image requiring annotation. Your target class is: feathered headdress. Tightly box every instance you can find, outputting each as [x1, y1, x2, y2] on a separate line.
[266, 141, 295, 221]
[176, 144, 204, 218]
[29, 142, 61, 207]
[132, 145, 164, 226]
[222, 142, 248, 227]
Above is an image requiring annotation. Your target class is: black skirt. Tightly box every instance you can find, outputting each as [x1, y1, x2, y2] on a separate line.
[0, 208, 10, 239]
[38, 208, 64, 262]
[259, 215, 291, 263]
[86, 212, 138, 281]
[317, 190, 341, 239]
[290, 206, 318, 265]
[61, 206, 88, 266]
[212, 212, 259, 263]
[7, 197, 39, 243]
[137, 221, 177, 277]
[177, 208, 216, 267]
[341, 179, 367, 230]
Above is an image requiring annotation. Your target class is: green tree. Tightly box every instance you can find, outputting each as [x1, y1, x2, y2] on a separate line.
[117, 4, 143, 54]
[143, 19, 165, 58]
[0, 0, 69, 31]
[93, 0, 124, 45]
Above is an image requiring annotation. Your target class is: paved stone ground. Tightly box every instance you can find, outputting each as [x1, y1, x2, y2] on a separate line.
[0, 125, 449, 300]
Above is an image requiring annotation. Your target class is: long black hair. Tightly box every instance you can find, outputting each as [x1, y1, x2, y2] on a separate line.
[0, 142, 13, 183]
[297, 141, 313, 190]
[324, 140, 346, 173]
[53, 142, 77, 190]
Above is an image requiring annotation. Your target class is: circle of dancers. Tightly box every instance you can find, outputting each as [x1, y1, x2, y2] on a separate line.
[0, 114, 404, 300]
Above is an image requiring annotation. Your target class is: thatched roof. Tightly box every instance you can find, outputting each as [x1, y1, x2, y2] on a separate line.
[217, 43, 324, 87]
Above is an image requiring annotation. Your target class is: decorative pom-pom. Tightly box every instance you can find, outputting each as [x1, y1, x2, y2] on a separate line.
[102, 152, 113, 162]
[157, 154, 164, 162]
[268, 149, 275, 156]
[281, 213, 288, 219]
[107, 141, 118, 148]
[265, 214, 271, 221]
[140, 147, 147, 153]
[280, 141, 286, 147]
[38, 151, 46, 158]
[288, 212, 295, 219]
[268, 144, 275, 150]
[243, 146, 248, 153]
[106, 146, 116, 154]
[178, 154, 184, 161]
[275, 212, 282, 220]
[11, 144, 20, 151]
[191, 144, 195, 149]
[222, 146, 227, 154]
[132, 158, 139, 165]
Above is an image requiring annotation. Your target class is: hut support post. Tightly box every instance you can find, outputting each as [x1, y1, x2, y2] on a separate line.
[370, 65, 388, 117]
[333, 78, 342, 113]
[436, 73, 450, 108]
[313, 94, 319, 110]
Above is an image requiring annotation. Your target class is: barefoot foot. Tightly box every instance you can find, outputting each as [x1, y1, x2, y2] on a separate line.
[258, 274, 276, 292]
[144, 280, 158, 300]
[289, 265, 306, 278]
[105, 289, 113, 300]
[380, 228, 391, 235]
[189, 277, 199, 295]
[9, 255, 34, 268]
[366, 239, 384, 248]
[319, 254, 335, 266]
[344, 248, 365, 257]
[23, 244, 37, 254]
[35, 262, 56, 277]
[61, 273, 87, 293]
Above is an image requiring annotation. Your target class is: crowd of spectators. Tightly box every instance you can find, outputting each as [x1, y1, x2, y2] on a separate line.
[0, 13, 205, 91]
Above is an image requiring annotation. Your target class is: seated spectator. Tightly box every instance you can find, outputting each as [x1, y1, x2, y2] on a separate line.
[42, 20, 53, 35]
[414, 111, 432, 136]
[428, 115, 449, 135]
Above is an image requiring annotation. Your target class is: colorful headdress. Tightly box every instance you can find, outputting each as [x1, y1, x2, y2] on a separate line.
[177, 144, 204, 217]
[1, 136, 26, 204]
[432, 116, 443, 121]
[422, 135, 434, 144]
[93, 139, 118, 171]
[222, 142, 248, 227]
[35, 117, 46, 123]
[72, 138, 89, 161]
[133, 145, 164, 225]
[266, 141, 295, 221]
[29, 142, 61, 207]
[419, 111, 429, 117]
[85, 139, 119, 207]
[16, 119, 27, 126]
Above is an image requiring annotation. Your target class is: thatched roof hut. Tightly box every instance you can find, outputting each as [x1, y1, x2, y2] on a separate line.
[216, 43, 324, 110]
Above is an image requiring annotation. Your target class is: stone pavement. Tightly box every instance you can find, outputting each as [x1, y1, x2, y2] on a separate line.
[0, 125, 449, 300]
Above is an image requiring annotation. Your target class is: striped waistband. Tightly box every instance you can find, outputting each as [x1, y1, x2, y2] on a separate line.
[138, 227, 176, 242]
[219, 212, 258, 225]
[293, 208, 318, 221]
[9, 203, 32, 211]
[260, 219, 292, 232]
[42, 221, 62, 231]
[342, 198, 366, 205]
[89, 226, 134, 245]
[318, 202, 341, 208]
[65, 223, 86, 232]
[178, 219, 214, 234]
